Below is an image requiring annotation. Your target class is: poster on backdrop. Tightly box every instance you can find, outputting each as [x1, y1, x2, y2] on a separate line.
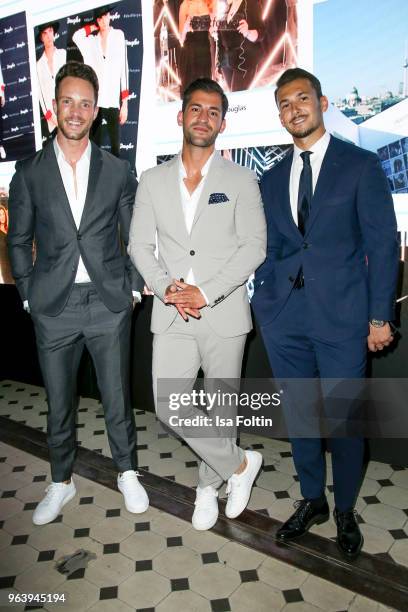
[152, 0, 301, 153]
[0, 11, 35, 165]
[34, 0, 143, 169]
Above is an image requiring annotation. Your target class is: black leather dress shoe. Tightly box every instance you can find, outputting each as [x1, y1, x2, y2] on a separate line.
[334, 508, 364, 559]
[276, 499, 330, 541]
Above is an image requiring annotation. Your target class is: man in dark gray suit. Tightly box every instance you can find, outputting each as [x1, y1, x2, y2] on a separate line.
[8, 61, 148, 525]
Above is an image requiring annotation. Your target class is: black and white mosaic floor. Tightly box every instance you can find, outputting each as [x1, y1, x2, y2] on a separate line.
[0, 380, 407, 611]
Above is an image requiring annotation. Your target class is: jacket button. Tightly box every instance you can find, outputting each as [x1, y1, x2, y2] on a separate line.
[190, 250, 195, 256]
[289, 276, 294, 282]
[303, 242, 309, 249]
[77, 232, 82, 240]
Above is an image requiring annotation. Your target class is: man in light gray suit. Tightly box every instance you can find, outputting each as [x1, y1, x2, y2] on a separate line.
[129, 78, 266, 530]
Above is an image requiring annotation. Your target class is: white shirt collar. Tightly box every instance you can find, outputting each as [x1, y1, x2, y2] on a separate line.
[179, 150, 215, 179]
[293, 131, 331, 162]
[53, 137, 92, 165]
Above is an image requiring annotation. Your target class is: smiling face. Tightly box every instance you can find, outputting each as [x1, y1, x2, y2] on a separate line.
[277, 77, 328, 147]
[53, 76, 98, 143]
[178, 89, 226, 149]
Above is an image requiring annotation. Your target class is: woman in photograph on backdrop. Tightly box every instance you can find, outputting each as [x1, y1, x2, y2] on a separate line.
[0, 197, 13, 284]
[0, 204, 8, 235]
[216, 0, 264, 92]
[36, 22, 66, 140]
[178, 0, 214, 95]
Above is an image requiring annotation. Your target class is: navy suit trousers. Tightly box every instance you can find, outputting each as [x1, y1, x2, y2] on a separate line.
[259, 286, 367, 512]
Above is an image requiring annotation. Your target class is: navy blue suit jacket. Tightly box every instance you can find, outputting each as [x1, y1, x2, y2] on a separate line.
[251, 136, 399, 340]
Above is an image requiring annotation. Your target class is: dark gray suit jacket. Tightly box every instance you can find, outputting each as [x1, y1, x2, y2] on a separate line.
[8, 140, 143, 316]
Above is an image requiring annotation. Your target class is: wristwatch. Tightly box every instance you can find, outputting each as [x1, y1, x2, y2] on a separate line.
[370, 319, 386, 328]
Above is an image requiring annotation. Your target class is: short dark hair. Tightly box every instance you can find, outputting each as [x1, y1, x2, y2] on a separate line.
[182, 78, 229, 119]
[55, 61, 99, 103]
[275, 68, 323, 105]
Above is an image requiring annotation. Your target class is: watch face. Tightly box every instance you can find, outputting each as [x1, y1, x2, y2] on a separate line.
[371, 319, 385, 327]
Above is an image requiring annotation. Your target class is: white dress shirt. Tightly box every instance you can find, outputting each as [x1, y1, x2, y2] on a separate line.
[23, 140, 139, 310]
[54, 138, 92, 283]
[178, 152, 214, 302]
[289, 131, 331, 225]
[36, 48, 67, 132]
[72, 27, 129, 109]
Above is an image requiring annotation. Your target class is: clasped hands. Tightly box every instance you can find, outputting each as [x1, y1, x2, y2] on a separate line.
[164, 280, 206, 321]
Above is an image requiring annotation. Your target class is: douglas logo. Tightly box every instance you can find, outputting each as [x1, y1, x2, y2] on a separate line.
[126, 38, 140, 47]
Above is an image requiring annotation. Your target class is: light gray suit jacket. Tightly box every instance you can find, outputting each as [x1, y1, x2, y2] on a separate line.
[129, 152, 266, 337]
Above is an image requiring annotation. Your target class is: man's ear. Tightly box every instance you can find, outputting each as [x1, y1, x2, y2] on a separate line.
[177, 110, 183, 127]
[219, 118, 226, 134]
[93, 105, 99, 121]
[52, 98, 57, 116]
[320, 95, 329, 113]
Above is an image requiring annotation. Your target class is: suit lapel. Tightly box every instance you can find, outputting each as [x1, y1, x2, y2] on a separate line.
[165, 154, 190, 242]
[79, 142, 102, 231]
[191, 152, 223, 229]
[278, 150, 301, 240]
[44, 142, 77, 230]
[305, 136, 342, 236]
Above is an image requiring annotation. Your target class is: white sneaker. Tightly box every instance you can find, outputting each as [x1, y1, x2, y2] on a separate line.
[117, 470, 149, 513]
[192, 485, 219, 531]
[33, 480, 76, 525]
[0, 146, 5, 160]
[225, 450, 263, 519]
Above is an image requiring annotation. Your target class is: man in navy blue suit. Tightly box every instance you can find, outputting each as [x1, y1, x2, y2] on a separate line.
[251, 68, 399, 559]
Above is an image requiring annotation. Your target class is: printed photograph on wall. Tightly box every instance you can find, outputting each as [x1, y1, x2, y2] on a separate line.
[154, 0, 298, 102]
[0, 188, 14, 284]
[378, 138, 408, 195]
[0, 11, 35, 163]
[34, 0, 143, 168]
[157, 142, 291, 177]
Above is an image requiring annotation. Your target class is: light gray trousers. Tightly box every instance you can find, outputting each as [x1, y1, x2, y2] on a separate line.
[153, 313, 246, 489]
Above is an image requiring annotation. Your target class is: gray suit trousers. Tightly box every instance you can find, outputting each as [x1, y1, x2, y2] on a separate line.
[31, 283, 137, 481]
[153, 313, 246, 489]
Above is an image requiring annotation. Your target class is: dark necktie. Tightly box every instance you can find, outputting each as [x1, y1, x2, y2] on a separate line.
[297, 151, 313, 236]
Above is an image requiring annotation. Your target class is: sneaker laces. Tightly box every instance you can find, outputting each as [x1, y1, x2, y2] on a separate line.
[195, 486, 217, 506]
[41, 482, 66, 506]
[120, 470, 143, 481]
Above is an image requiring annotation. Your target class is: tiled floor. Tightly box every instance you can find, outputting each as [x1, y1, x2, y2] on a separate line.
[0, 442, 395, 612]
[0, 380, 407, 610]
[1, 380, 407, 569]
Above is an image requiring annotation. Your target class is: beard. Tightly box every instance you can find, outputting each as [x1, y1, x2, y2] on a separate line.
[57, 118, 91, 142]
[183, 124, 219, 148]
[286, 116, 321, 140]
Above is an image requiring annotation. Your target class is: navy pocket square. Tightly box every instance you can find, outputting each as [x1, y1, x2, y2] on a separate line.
[208, 192, 229, 205]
